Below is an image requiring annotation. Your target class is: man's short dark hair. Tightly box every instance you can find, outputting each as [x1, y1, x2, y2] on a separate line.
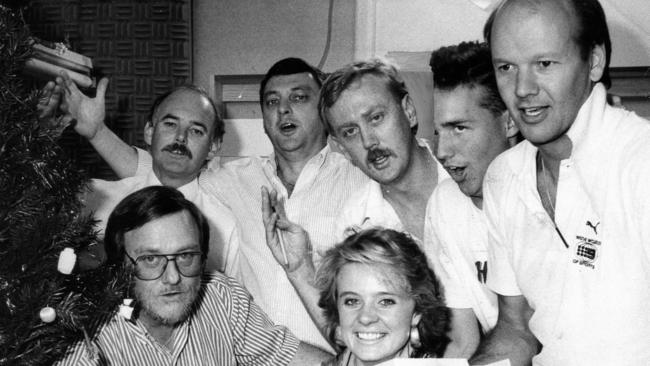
[259, 57, 325, 106]
[483, 0, 611, 88]
[318, 58, 413, 136]
[104, 186, 210, 266]
[430, 41, 507, 118]
[148, 85, 225, 142]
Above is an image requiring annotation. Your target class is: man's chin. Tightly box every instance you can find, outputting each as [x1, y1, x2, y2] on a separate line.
[141, 302, 194, 326]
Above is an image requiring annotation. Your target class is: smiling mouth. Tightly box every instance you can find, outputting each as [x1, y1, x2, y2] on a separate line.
[520, 106, 547, 118]
[356, 332, 386, 341]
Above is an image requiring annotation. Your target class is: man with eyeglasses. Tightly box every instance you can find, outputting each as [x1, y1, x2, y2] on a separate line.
[57, 186, 329, 365]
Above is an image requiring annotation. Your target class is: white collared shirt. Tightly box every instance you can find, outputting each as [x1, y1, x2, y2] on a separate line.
[483, 84, 650, 365]
[83, 170, 242, 279]
[424, 179, 498, 333]
[133, 145, 370, 351]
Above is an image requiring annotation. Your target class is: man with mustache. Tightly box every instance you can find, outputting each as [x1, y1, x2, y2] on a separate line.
[470, 0, 650, 365]
[48, 58, 370, 352]
[424, 41, 520, 358]
[57, 186, 329, 365]
[321, 59, 448, 242]
[51, 76, 242, 275]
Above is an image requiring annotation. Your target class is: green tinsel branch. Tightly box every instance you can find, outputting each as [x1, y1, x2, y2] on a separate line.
[0, 5, 129, 365]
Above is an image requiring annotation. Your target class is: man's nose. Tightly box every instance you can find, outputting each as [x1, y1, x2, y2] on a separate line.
[360, 128, 379, 149]
[435, 132, 454, 162]
[278, 97, 292, 115]
[161, 259, 182, 285]
[515, 69, 539, 99]
[175, 127, 188, 143]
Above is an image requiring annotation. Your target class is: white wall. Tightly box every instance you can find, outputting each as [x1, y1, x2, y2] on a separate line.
[357, 0, 650, 67]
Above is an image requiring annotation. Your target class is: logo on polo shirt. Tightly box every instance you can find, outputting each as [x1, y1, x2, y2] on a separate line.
[572, 235, 601, 270]
[586, 220, 600, 235]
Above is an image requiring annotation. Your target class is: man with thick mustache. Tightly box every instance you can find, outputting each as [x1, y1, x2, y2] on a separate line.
[53, 76, 242, 275]
[321, 59, 448, 242]
[57, 186, 328, 365]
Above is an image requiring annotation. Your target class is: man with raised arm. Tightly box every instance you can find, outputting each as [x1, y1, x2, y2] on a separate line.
[471, 0, 650, 365]
[44, 77, 242, 275]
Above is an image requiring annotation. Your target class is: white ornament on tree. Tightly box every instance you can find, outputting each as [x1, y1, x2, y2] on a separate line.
[39, 306, 56, 323]
[57, 247, 76, 274]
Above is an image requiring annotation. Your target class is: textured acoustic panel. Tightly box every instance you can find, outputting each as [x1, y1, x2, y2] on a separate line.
[27, 0, 192, 180]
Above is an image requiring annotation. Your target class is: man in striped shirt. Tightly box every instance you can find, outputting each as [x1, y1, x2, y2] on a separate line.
[57, 186, 328, 365]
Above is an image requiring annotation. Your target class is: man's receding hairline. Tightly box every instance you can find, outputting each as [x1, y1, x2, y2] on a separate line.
[152, 88, 216, 126]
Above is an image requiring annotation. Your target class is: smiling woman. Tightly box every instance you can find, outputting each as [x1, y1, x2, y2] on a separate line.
[316, 228, 450, 365]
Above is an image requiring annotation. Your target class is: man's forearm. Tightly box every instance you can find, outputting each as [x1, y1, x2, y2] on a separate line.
[88, 125, 139, 178]
[469, 322, 539, 366]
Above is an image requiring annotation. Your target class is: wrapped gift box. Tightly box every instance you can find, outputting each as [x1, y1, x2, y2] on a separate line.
[24, 38, 94, 88]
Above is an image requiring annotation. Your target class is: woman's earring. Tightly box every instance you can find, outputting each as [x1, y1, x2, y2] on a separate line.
[409, 325, 421, 348]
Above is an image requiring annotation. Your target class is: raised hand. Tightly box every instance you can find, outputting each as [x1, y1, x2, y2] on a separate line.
[261, 186, 315, 274]
[57, 71, 109, 141]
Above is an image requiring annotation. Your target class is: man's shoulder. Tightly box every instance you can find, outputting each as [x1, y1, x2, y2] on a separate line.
[485, 141, 532, 184]
[430, 179, 473, 213]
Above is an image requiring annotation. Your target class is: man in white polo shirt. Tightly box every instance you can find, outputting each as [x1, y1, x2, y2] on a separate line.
[471, 0, 650, 365]
[425, 41, 519, 358]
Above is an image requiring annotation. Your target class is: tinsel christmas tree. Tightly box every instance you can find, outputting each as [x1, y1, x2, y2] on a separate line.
[0, 5, 127, 365]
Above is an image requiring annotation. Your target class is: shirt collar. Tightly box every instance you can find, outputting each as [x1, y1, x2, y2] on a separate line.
[147, 171, 199, 201]
[566, 83, 607, 158]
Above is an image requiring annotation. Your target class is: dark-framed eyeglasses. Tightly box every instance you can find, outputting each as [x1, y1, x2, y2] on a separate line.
[124, 251, 204, 281]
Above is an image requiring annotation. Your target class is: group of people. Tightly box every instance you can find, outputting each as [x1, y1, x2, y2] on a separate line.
[38, 0, 650, 365]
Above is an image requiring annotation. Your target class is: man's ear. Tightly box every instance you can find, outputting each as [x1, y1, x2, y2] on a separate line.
[589, 43, 606, 83]
[206, 138, 221, 161]
[144, 121, 154, 146]
[401, 94, 418, 129]
[331, 137, 352, 161]
[502, 111, 519, 139]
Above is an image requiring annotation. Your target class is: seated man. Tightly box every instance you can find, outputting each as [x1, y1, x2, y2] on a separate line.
[425, 41, 519, 358]
[56, 186, 329, 365]
[46, 76, 241, 275]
